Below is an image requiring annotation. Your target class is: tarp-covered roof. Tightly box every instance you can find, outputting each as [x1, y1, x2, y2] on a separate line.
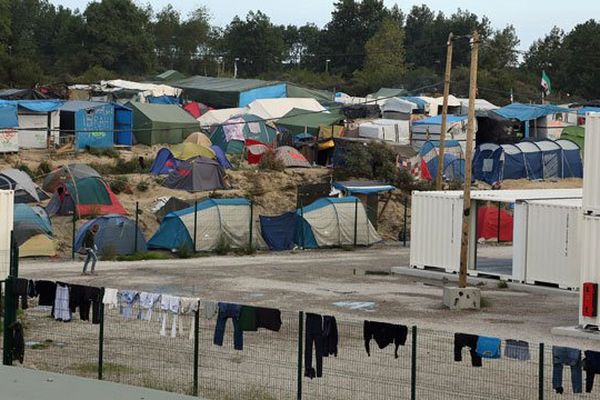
[0, 88, 48, 100]
[576, 107, 600, 116]
[155, 70, 186, 82]
[412, 114, 468, 126]
[286, 84, 333, 103]
[0, 99, 64, 113]
[128, 102, 198, 124]
[59, 100, 111, 112]
[370, 87, 407, 99]
[276, 108, 344, 135]
[333, 181, 396, 194]
[492, 103, 570, 122]
[246, 98, 325, 120]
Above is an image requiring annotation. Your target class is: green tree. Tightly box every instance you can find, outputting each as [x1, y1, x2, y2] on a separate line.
[480, 25, 520, 70]
[523, 26, 564, 74]
[0, 0, 11, 54]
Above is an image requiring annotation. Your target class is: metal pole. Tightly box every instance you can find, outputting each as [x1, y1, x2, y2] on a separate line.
[2, 275, 15, 366]
[353, 198, 359, 247]
[403, 196, 408, 247]
[193, 303, 200, 396]
[72, 213, 76, 261]
[458, 31, 479, 289]
[538, 343, 544, 400]
[435, 32, 454, 190]
[249, 201, 254, 250]
[297, 311, 304, 400]
[193, 201, 198, 252]
[134, 201, 139, 253]
[497, 202, 501, 243]
[300, 200, 305, 250]
[98, 288, 105, 380]
[410, 326, 417, 400]
[10, 231, 18, 277]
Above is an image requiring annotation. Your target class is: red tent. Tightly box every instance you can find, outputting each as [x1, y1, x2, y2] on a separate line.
[183, 102, 211, 119]
[246, 139, 271, 165]
[477, 206, 513, 241]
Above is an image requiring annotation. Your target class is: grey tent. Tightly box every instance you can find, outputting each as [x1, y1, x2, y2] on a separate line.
[163, 158, 227, 192]
[0, 169, 49, 203]
[42, 164, 100, 193]
[155, 197, 191, 222]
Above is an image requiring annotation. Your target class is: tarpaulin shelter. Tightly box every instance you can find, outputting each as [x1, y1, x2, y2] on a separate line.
[332, 181, 396, 228]
[472, 139, 583, 184]
[184, 131, 213, 147]
[259, 212, 298, 251]
[275, 146, 311, 168]
[210, 145, 232, 169]
[46, 176, 127, 218]
[162, 158, 227, 192]
[286, 84, 333, 103]
[276, 108, 344, 136]
[174, 76, 287, 108]
[42, 164, 100, 193]
[13, 204, 56, 257]
[154, 70, 186, 82]
[491, 103, 571, 138]
[358, 119, 410, 144]
[0, 168, 48, 203]
[0, 89, 48, 100]
[246, 98, 325, 120]
[295, 196, 381, 249]
[183, 102, 211, 119]
[148, 198, 266, 252]
[561, 126, 585, 150]
[417, 140, 465, 182]
[380, 98, 416, 119]
[197, 107, 246, 130]
[477, 206, 513, 242]
[411, 114, 471, 151]
[101, 79, 182, 103]
[0, 102, 19, 153]
[0, 99, 63, 151]
[128, 102, 199, 145]
[59, 101, 115, 150]
[369, 87, 407, 99]
[155, 197, 190, 222]
[211, 114, 277, 154]
[75, 215, 147, 256]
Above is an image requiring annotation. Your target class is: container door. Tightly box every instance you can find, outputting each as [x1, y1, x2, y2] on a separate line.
[115, 108, 133, 146]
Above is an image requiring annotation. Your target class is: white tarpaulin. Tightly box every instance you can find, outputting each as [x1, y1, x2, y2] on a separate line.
[246, 98, 325, 120]
[198, 108, 246, 128]
[101, 79, 182, 98]
[0, 190, 14, 279]
[359, 119, 410, 144]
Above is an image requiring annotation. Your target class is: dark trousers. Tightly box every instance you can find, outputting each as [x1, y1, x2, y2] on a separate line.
[305, 313, 323, 378]
[213, 303, 243, 350]
[454, 333, 482, 367]
[584, 350, 600, 393]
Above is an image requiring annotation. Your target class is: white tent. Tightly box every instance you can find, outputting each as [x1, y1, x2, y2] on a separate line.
[335, 93, 368, 105]
[358, 119, 410, 144]
[419, 95, 461, 116]
[100, 79, 182, 100]
[246, 98, 325, 120]
[198, 107, 246, 129]
[457, 98, 498, 114]
[411, 115, 475, 151]
[380, 98, 417, 120]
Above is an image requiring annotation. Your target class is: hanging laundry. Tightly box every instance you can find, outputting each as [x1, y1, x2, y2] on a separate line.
[119, 290, 140, 319]
[102, 288, 119, 310]
[68, 284, 103, 324]
[454, 333, 482, 367]
[53, 283, 71, 322]
[9, 321, 25, 364]
[255, 307, 282, 332]
[304, 313, 324, 379]
[504, 339, 530, 361]
[35, 280, 56, 306]
[213, 302, 243, 350]
[180, 297, 200, 341]
[223, 118, 246, 142]
[363, 320, 408, 358]
[583, 350, 600, 393]
[239, 305, 258, 331]
[27, 280, 36, 298]
[160, 295, 181, 338]
[203, 300, 218, 320]
[476, 336, 501, 359]
[139, 292, 161, 321]
[323, 316, 338, 358]
[14, 278, 30, 310]
[552, 346, 583, 394]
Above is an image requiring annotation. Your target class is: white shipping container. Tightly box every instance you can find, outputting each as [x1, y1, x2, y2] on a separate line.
[583, 113, 600, 215]
[0, 190, 14, 280]
[580, 215, 600, 327]
[0, 128, 19, 153]
[17, 111, 59, 149]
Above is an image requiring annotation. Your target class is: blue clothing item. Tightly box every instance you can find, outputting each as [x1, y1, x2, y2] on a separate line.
[504, 339, 530, 361]
[213, 302, 243, 350]
[119, 290, 139, 319]
[475, 336, 501, 359]
[552, 346, 582, 394]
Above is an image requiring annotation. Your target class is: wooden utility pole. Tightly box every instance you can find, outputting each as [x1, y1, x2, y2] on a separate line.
[435, 33, 454, 190]
[458, 31, 479, 288]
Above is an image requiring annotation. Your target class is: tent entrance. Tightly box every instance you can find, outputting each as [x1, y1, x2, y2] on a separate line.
[473, 200, 514, 279]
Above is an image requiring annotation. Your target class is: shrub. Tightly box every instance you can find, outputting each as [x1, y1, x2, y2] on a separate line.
[13, 163, 33, 177]
[214, 235, 231, 255]
[176, 244, 192, 259]
[136, 180, 149, 192]
[109, 176, 128, 194]
[115, 157, 145, 174]
[36, 160, 53, 177]
[100, 245, 117, 261]
[258, 151, 285, 172]
[88, 147, 119, 158]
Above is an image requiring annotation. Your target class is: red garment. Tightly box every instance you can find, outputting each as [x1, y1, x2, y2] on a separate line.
[477, 206, 513, 241]
[420, 159, 432, 181]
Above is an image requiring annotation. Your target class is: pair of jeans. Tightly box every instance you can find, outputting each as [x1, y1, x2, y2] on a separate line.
[305, 313, 324, 378]
[213, 303, 243, 350]
[584, 350, 600, 393]
[454, 333, 482, 367]
[83, 248, 97, 273]
[552, 346, 582, 394]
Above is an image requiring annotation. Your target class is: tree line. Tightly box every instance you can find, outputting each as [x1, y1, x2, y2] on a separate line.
[0, 0, 599, 104]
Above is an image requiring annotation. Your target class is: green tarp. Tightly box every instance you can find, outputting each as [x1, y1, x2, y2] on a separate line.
[66, 178, 111, 205]
[369, 87, 407, 99]
[155, 70, 186, 82]
[286, 84, 333, 103]
[276, 108, 344, 136]
[561, 126, 585, 150]
[128, 102, 199, 145]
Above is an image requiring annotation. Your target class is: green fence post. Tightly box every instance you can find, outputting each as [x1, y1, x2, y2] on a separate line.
[411, 326, 417, 400]
[193, 201, 198, 252]
[193, 303, 200, 396]
[2, 275, 15, 366]
[249, 201, 254, 250]
[353, 198, 359, 247]
[134, 201, 139, 252]
[403, 196, 408, 247]
[71, 213, 76, 260]
[98, 288, 105, 380]
[300, 200, 305, 250]
[10, 231, 18, 277]
[297, 311, 304, 400]
[538, 343, 544, 400]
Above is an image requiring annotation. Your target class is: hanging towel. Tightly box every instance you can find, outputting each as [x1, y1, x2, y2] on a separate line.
[102, 288, 119, 309]
[203, 300, 218, 320]
[119, 290, 140, 319]
[181, 297, 199, 340]
[139, 292, 161, 321]
[160, 295, 181, 337]
[54, 283, 71, 322]
[476, 336, 502, 359]
[505, 339, 530, 361]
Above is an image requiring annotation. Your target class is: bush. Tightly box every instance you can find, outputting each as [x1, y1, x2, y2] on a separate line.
[214, 235, 231, 255]
[100, 245, 117, 261]
[36, 160, 53, 177]
[116, 251, 170, 261]
[109, 176, 128, 194]
[88, 147, 119, 158]
[13, 163, 33, 177]
[115, 157, 146, 174]
[176, 244, 193, 259]
[136, 180, 149, 192]
[258, 151, 285, 172]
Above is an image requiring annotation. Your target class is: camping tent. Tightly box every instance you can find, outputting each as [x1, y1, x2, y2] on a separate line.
[477, 206, 513, 242]
[275, 146, 311, 168]
[295, 197, 381, 248]
[260, 212, 298, 251]
[210, 145, 232, 169]
[42, 164, 100, 193]
[286, 85, 333, 103]
[411, 115, 472, 151]
[561, 126, 585, 150]
[380, 98, 416, 120]
[358, 119, 410, 144]
[46, 176, 127, 217]
[197, 107, 246, 129]
[128, 102, 199, 145]
[155, 197, 191, 222]
[173, 76, 287, 108]
[184, 131, 213, 147]
[59, 101, 115, 150]
[162, 158, 227, 192]
[154, 70, 186, 82]
[276, 108, 344, 136]
[75, 215, 147, 256]
[211, 114, 277, 154]
[183, 102, 211, 119]
[150, 143, 215, 175]
[148, 198, 266, 252]
[246, 139, 271, 165]
[472, 139, 583, 184]
[246, 98, 325, 120]
[417, 140, 465, 181]
[0, 169, 48, 203]
[13, 204, 56, 257]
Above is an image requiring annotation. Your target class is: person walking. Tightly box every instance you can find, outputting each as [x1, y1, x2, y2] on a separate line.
[82, 224, 99, 274]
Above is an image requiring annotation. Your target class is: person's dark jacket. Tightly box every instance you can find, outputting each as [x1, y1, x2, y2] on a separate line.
[82, 229, 95, 249]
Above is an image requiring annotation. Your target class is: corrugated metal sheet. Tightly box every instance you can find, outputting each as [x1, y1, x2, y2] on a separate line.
[524, 199, 581, 289]
[0, 190, 14, 279]
[580, 215, 600, 327]
[583, 113, 600, 215]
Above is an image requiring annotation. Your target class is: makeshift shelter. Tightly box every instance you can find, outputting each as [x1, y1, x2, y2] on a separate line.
[246, 98, 325, 120]
[101, 79, 182, 103]
[184, 131, 213, 147]
[43, 164, 100, 193]
[260, 212, 298, 251]
[332, 181, 396, 229]
[411, 115, 472, 151]
[369, 87, 406, 99]
[155, 197, 191, 222]
[380, 98, 416, 120]
[154, 70, 186, 82]
[128, 102, 199, 145]
[418, 95, 461, 116]
[197, 107, 246, 130]
[0, 169, 48, 203]
[174, 76, 287, 108]
[491, 103, 570, 138]
[472, 139, 583, 185]
[210, 145, 232, 169]
[458, 98, 498, 116]
[275, 146, 311, 168]
[183, 102, 211, 119]
[46, 177, 127, 217]
[0, 102, 19, 152]
[59, 101, 115, 150]
[276, 108, 344, 137]
[75, 215, 147, 256]
[0, 100, 63, 150]
[14, 204, 56, 257]
[162, 158, 227, 192]
[358, 119, 410, 144]
[0, 89, 48, 100]
[211, 114, 277, 154]
[286, 85, 333, 103]
[149, 144, 215, 175]
[477, 206, 513, 242]
[561, 126, 585, 150]
[417, 140, 465, 181]
[148, 198, 266, 252]
[295, 197, 381, 248]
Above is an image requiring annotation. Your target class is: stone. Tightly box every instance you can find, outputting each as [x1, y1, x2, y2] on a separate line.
[443, 286, 481, 310]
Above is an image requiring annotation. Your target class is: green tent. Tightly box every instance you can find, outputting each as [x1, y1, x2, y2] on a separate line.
[286, 84, 334, 103]
[211, 114, 277, 154]
[155, 70, 186, 82]
[128, 102, 199, 145]
[369, 87, 407, 99]
[561, 126, 585, 151]
[276, 108, 344, 136]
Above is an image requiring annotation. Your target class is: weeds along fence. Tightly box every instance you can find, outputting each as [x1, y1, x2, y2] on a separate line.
[2, 277, 592, 400]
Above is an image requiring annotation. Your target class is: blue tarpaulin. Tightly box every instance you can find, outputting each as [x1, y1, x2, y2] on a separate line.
[401, 96, 428, 110]
[147, 95, 181, 105]
[492, 103, 570, 122]
[333, 181, 395, 195]
[0, 99, 63, 113]
[576, 107, 600, 116]
[412, 114, 468, 126]
[260, 212, 298, 251]
[0, 104, 18, 128]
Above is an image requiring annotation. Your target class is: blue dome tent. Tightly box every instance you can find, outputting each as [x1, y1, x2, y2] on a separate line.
[75, 215, 147, 256]
[418, 140, 465, 181]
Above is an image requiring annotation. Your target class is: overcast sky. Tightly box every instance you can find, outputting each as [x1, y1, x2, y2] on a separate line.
[53, 0, 599, 50]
